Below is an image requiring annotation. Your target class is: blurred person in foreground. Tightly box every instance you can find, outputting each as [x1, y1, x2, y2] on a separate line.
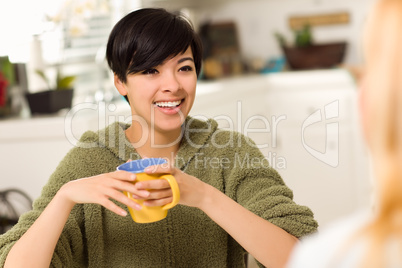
[287, 0, 402, 267]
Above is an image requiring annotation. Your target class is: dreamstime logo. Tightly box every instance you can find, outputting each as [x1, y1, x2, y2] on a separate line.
[301, 100, 339, 167]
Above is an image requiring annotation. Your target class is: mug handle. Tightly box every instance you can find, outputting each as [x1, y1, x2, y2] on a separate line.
[160, 174, 180, 210]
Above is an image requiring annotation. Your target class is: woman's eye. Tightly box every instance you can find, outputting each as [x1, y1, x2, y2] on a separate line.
[179, 66, 193, 72]
[142, 69, 158, 75]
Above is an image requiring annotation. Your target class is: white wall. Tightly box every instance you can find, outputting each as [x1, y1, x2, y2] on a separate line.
[195, 0, 377, 65]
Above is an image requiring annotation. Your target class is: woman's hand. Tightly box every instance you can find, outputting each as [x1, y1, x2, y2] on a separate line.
[136, 164, 208, 208]
[58, 170, 149, 216]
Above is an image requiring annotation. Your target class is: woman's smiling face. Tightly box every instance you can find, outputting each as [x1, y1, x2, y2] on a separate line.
[114, 46, 197, 135]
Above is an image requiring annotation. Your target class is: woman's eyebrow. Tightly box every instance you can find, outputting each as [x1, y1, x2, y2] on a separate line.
[178, 57, 194, 64]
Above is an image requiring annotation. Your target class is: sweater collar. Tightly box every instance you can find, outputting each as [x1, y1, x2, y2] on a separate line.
[176, 117, 218, 171]
[98, 117, 218, 170]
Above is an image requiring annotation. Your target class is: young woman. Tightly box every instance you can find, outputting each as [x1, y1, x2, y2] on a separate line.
[287, 0, 402, 267]
[0, 8, 317, 268]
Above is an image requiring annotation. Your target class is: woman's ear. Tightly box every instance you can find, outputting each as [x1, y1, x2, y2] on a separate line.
[114, 74, 128, 96]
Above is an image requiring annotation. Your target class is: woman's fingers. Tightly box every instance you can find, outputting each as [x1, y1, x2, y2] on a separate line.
[61, 171, 149, 216]
[144, 163, 175, 175]
[103, 187, 142, 210]
[146, 188, 172, 200]
[143, 196, 173, 207]
[131, 180, 171, 205]
[100, 198, 129, 216]
[105, 163, 178, 208]
[111, 170, 136, 181]
[105, 176, 148, 197]
[64, 162, 197, 215]
[135, 178, 170, 190]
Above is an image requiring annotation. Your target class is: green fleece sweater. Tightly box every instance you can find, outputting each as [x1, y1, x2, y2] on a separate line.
[0, 117, 317, 267]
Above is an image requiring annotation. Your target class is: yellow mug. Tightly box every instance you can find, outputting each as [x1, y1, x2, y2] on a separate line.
[117, 158, 180, 223]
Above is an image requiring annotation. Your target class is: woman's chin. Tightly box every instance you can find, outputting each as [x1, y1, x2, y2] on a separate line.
[153, 118, 185, 134]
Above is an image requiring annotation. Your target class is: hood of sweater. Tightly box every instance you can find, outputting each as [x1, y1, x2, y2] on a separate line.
[78, 116, 219, 170]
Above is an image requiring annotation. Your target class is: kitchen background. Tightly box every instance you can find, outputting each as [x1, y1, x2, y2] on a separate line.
[0, 0, 377, 264]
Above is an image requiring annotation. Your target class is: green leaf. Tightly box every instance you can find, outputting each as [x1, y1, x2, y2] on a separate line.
[0, 57, 15, 85]
[294, 24, 313, 47]
[35, 69, 51, 89]
[57, 76, 76, 90]
[274, 32, 287, 47]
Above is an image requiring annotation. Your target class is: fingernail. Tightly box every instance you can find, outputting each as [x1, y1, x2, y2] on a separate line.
[121, 210, 128, 216]
[130, 174, 136, 180]
[135, 204, 142, 210]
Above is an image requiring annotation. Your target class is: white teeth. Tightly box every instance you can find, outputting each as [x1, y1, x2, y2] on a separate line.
[155, 100, 182, 108]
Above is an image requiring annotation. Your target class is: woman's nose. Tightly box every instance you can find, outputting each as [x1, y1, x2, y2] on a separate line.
[160, 72, 180, 93]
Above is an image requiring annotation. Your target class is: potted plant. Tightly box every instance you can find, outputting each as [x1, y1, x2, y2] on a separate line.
[275, 24, 347, 70]
[26, 68, 76, 114]
[0, 57, 15, 117]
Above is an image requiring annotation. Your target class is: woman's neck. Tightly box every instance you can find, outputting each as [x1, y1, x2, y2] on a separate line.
[125, 124, 182, 161]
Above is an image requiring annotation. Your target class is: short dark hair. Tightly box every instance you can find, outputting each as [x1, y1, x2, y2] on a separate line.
[106, 8, 203, 84]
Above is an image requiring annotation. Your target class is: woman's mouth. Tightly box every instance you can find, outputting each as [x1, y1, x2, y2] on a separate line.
[153, 99, 184, 114]
[154, 99, 183, 108]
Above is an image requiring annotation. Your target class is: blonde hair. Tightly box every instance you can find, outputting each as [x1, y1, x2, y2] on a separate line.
[359, 0, 402, 266]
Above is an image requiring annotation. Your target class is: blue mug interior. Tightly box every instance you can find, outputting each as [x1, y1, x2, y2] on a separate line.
[117, 158, 167, 173]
